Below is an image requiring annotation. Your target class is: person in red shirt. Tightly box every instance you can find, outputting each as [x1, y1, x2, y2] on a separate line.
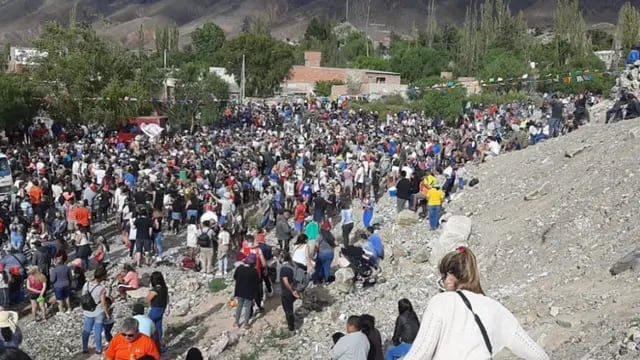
[104, 317, 159, 360]
[294, 198, 306, 232]
[29, 181, 43, 210]
[73, 200, 92, 231]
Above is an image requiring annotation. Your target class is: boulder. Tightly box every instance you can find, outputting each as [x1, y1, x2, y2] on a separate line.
[396, 210, 419, 226]
[412, 250, 430, 264]
[391, 243, 409, 258]
[564, 145, 591, 158]
[126, 287, 149, 301]
[333, 267, 355, 294]
[430, 215, 472, 264]
[609, 247, 640, 275]
[173, 298, 191, 317]
[524, 181, 551, 201]
[207, 333, 229, 358]
[627, 126, 640, 140]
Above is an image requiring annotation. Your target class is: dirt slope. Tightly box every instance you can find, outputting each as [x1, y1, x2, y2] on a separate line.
[454, 119, 640, 359]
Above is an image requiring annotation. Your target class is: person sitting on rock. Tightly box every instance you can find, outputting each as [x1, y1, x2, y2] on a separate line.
[386, 299, 420, 360]
[624, 93, 640, 119]
[330, 315, 370, 360]
[116, 264, 139, 300]
[403, 247, 549, 360]
[360, 314, 383, 360]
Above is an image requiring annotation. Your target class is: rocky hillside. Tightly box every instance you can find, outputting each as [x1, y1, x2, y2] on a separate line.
[216, 114, 640, 360]
[0, 0, 628, 47]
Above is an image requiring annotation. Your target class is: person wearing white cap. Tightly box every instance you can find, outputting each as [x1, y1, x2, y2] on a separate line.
[0, 310, 22, 349]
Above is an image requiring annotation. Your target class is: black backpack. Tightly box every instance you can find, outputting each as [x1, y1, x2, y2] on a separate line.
[197, 229, 212, 247]
[80, 284, 99, 311]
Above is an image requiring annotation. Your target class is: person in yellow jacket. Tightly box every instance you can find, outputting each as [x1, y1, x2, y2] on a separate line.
[426, 183, 445, 230]
[413, 172, 437, 215]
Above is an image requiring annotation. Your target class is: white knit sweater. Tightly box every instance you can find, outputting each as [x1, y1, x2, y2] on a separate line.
[403, 290, 549, 360]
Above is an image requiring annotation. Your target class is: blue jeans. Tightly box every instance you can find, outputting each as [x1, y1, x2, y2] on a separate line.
[81, 256, 90, 270]
[235, 297, 253, 326]
[260, 215, 271, 229]
[428, 205, 440, 230]
[149, 306, 165, 344]
[458, 177, 464, 190]
[386, 342, 412, 360]
[10, 233, 23, 251]
[186, 209, 198, 221]
[314, 250, 334, 282]
[154, 232, 163, 257]
[82, 313, 105, 353]
[103, 322, 114, 342]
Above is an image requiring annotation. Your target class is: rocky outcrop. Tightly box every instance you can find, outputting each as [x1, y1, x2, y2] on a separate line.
[429, 215, 472, 265]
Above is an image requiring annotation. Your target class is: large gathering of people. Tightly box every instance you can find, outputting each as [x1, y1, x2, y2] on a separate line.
[0, 89, 602, 359]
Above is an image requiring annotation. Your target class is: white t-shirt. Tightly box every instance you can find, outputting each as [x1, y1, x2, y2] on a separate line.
[292, 244, 307, 266]
[95, 169, 106, 185]
[404, 291, 549, 360]
[489, 141, 501, 156]
[355, 167, 365, 184]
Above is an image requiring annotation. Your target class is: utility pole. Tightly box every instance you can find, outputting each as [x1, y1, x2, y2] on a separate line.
[241, 54, 246, 104]
[365, 0, 371, 57]
[345, 0, 349, 22]
[163, 49, 168, 101]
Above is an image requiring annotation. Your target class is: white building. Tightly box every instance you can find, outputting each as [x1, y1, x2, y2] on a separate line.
[8, 46, 47, 73]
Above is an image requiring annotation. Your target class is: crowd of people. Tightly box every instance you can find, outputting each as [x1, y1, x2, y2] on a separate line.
[0, 91, 595, 359]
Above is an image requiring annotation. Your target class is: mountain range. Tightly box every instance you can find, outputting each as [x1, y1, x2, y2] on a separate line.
[0, 0, 629, 47]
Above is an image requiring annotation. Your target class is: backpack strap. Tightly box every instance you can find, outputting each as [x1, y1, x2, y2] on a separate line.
[456, 291, 493, 356]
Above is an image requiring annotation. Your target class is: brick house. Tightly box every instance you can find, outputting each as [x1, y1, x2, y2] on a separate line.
[284, 51, 406, 97]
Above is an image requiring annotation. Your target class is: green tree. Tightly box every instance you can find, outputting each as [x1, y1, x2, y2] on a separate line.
[341, 31, 372, 63]
[0, 73, 41, 129]
[351, 56, 390, 71]
[191, 22, 226, 58]
[479, 48, 528, 80]
[553, 0, 590, 66]
[421, 87, 466, 126]
[240, 16, 272, 36]
[155, 23, 180, 53]
[389, 42, 448, 83]
[304, 18, 333, 42]
[221, 33, 295, 97]
[588, 29, 615, 51]
[165, 62, 229, 129]
[617, 2, 640, 51]
[314, 80, 344, 96]
[32, 22, 149, 124]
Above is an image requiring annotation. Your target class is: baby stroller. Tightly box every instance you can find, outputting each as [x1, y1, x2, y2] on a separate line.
[341, 246, 382, 289]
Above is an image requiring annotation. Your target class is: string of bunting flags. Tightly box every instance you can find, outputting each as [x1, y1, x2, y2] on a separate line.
[425, 69, 605, 91]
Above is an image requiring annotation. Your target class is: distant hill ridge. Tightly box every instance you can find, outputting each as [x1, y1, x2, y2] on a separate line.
[0, 0, 628, 47]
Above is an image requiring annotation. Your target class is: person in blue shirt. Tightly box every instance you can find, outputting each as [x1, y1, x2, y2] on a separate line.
[123, 170, 136, 190]
[627, 45, 640, 65]
[362, 227, 384, 266]
[301, 180, 313, 202]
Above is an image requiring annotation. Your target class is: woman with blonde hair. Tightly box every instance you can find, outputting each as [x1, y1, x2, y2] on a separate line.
[25, 267, 47, 321]
[403, 247, 549, 360]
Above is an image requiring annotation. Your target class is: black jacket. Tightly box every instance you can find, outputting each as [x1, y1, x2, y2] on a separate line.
[392, 311, 420, 345]
[396, 178, 412, 200]
[233, 264, 260, 300]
